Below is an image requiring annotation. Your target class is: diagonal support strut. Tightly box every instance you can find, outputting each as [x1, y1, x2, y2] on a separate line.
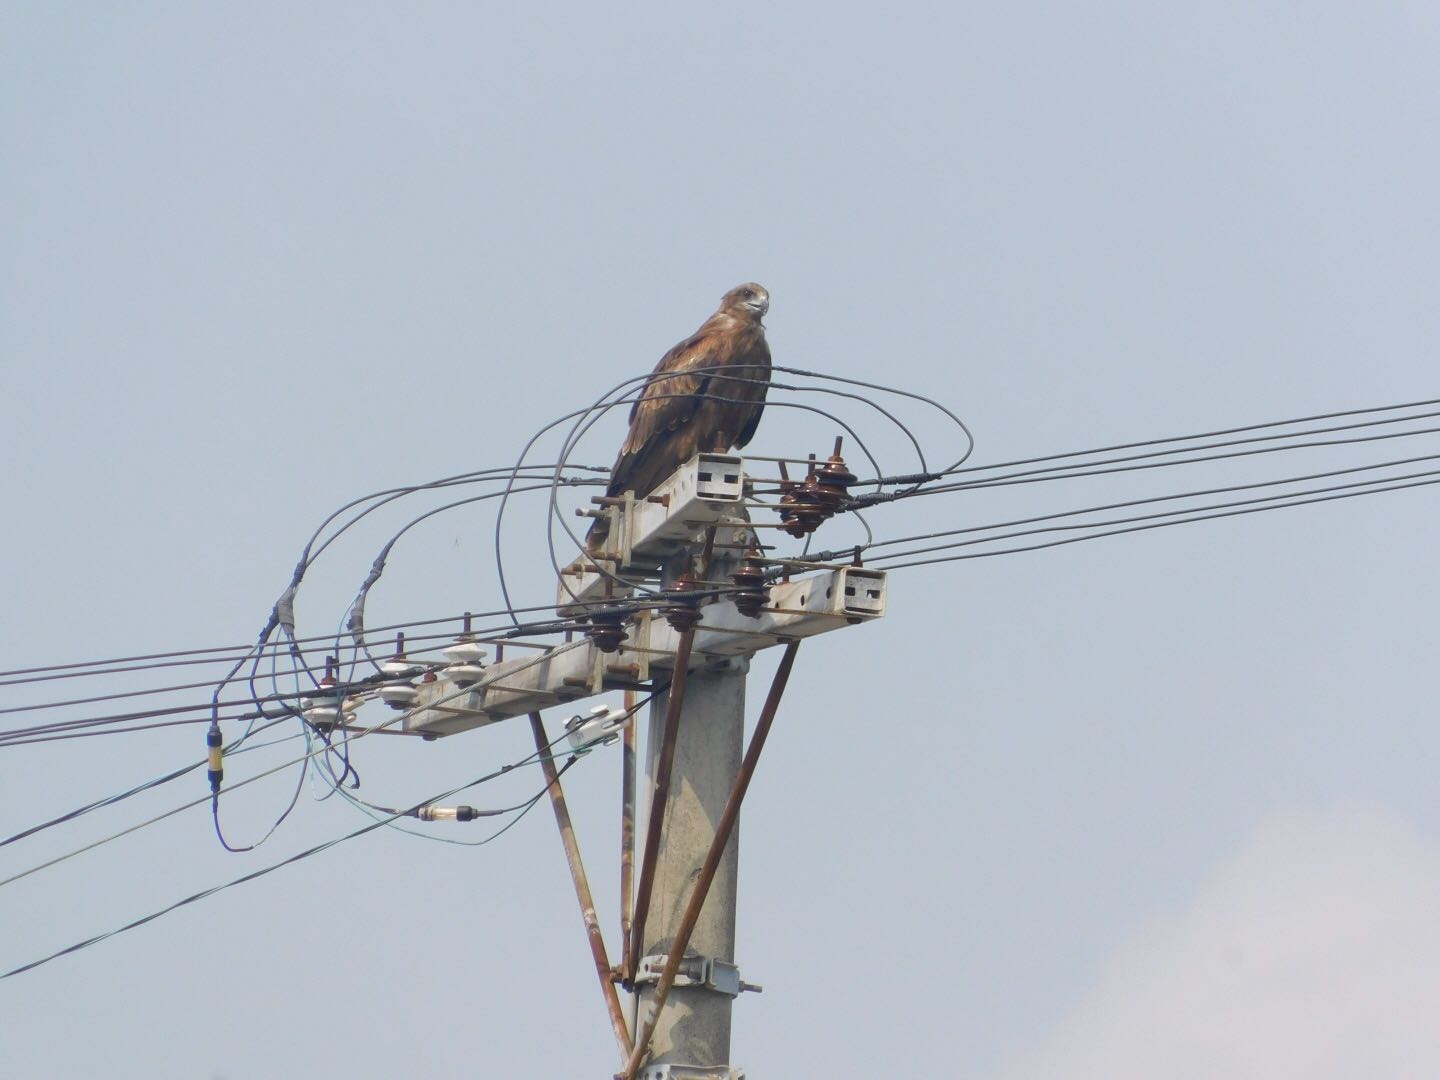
[529, 712, 632, 1062]
[618, 640, 801, 1080]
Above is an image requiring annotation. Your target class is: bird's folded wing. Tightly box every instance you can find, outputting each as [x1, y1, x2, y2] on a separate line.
[618, 330, 729, 460]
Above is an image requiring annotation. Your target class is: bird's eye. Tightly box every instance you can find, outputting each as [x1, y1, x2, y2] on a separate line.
[741, 289, 754, 299]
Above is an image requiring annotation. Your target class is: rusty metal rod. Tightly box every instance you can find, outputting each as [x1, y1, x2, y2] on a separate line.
[620, 688, 638, 982]
[626, 529, 717, 984]
[625, 624, 697, 984]
[617, 640, 801, 1080]
[528, 713, 632, 1062]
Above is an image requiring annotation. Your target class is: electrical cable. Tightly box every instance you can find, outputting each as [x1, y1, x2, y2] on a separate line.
[544, 388, 891, 610]
[924, 394, 1440, 479]
[0, 640, 589, 889]
[0, 715, 303, 848]
[0, 604, 570, 688]
[814, 450, 1440, 562]
[852, 416, 1440, 507]
[0, 755, 579, 981]
[192, 464, 606, 744]
[0, 714, 278, 747]
[493, 363, 970, 626]
[869, 473, 1440, 570]
[8, 394, 1426, 688]
[274, 468, 606, 698]
[867, 465, 1440, 565]
[318, 692, 653, 846]
[5, 379, 1439, 1002]
[0, 604, 623, 735]
[14, 440, 1432, 745]
[9, 387, 1439, 882]
[342, 478, 605, 677]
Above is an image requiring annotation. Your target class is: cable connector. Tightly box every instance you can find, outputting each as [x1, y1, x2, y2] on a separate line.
[566, 705, 630, 754]
[414, 805, 482, 822]
[205, 722, 223, 794]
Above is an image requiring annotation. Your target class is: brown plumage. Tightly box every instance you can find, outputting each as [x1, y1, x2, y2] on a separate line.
[587, 282, 772, 552]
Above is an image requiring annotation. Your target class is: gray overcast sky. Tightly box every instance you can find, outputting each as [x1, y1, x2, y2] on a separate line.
[4, 5, 1440, 1078]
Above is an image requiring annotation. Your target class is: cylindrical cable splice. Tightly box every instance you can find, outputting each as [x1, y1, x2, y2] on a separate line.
[206, 723, 223, 794]
[415, 805, 480, 822]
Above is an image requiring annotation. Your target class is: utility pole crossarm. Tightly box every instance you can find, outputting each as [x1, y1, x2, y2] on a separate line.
[404, 566, 885, 737]
[557, 453, 748, 614]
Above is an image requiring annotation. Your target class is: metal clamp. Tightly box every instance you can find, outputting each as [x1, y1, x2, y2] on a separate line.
[634, 954, 763, 998]
[639, 1065, 746, 1080]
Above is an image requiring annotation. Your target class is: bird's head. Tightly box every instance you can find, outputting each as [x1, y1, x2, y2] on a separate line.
[722, 282, 770, 320]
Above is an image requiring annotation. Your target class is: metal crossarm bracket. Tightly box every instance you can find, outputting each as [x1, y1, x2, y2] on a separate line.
[404, 565, 886, 737]
[634, 954, 762, 998]
[558, 452, 748, 615]
[638, 1067, 746, 1080]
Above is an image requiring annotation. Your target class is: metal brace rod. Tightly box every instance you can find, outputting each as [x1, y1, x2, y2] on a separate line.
[529, 712, 632, 1062]
[627, 530, 716, 984]
[626, 623, 697, 985]
[620, 687, 638, 983]
[618, 640, 801, 1080]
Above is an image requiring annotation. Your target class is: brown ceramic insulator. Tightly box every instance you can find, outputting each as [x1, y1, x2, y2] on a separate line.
[585, 607, 630, 653]
[790, 494, 827, 534]
[777, 479, 804, 536]
[811, 449, 857, 511]
[730, 550, 770, 618]
[659, 573, 705, 632]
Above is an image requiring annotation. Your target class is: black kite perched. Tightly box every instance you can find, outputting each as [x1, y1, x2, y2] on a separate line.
[586, 282, 772, 552]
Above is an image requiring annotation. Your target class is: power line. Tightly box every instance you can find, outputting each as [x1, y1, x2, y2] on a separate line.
[0, 641, 589, 889]
[897, 394, 1440, 481]
[0, 714, 276, 747]
[493, 365, 974, 626]
[853, 416, 1440, 508]
[839, 451, 1440, 559]
[7, 391, 1435, 750]
[10, 393, 1431, 688]
[870, 472, 1440, 570]
[13, 424, 1440, 738]
[0, 611, 597, 725]
[317, 691, 656, 846]
[871, 465, 1440, 564]
[5, 385, 1438, 996]
[0, 717, 301, 849]
[0, 755, 579, 981]
[0, 603, 563, 686]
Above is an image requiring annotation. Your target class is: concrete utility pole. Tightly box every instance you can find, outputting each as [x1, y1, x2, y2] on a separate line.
[624, 538, 748, 1077]
[634, 586, 747, 1068]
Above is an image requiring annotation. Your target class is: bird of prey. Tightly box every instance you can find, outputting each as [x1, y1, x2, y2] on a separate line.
[587, 282, 772, 553]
